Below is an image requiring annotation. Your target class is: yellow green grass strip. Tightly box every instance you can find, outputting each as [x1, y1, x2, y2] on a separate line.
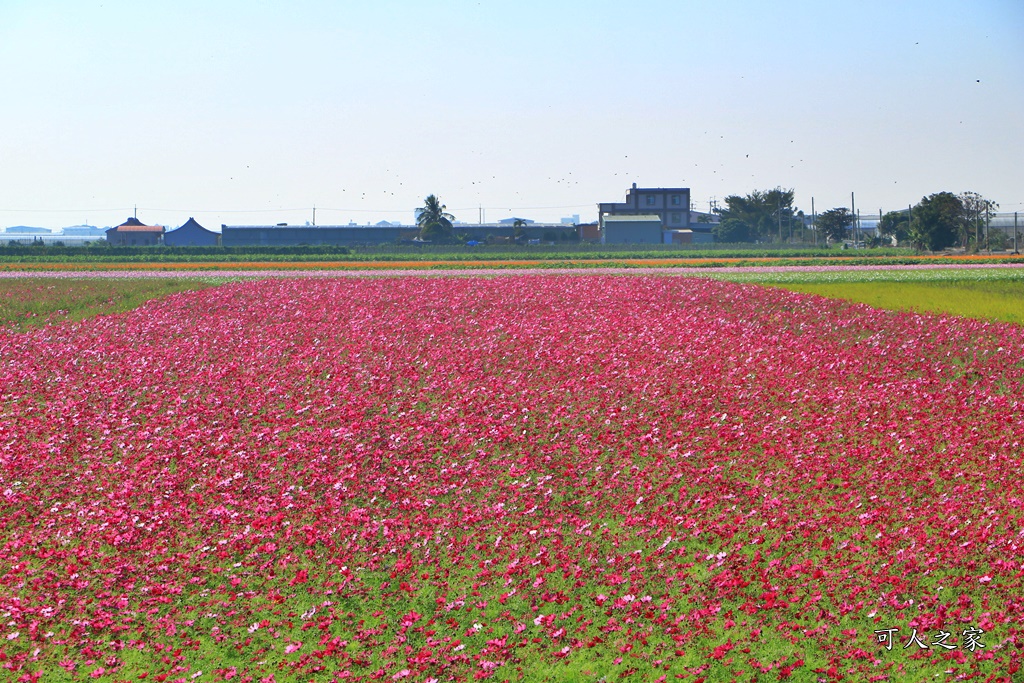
[768, 279, 1024, 324]
[0, 277, 221, 331]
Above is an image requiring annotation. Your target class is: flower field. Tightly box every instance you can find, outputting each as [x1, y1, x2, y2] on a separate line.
[0, 279, 217, 332]
[1, 275, 1023, 682]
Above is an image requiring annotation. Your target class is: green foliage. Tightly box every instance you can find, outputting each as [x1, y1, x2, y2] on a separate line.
[512, 218, 529, 243]
[416, 194, 455, 242]
[816, 207, 854, 244]
[959, 191, 1000, 249]
[712, 217, 752, 242]
[988, 230, 1009, 251]
[910, 192, 963, 251]
[419, 221, 452, 242]
[878, 210, 911, 245]
[715, 187, 798, 241]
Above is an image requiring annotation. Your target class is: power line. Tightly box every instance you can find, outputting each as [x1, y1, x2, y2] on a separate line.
[1, 203, 596, 215]
[450, 204, 594, 212]
[140, 207, 311, 214]
[0, 207, 135, 213]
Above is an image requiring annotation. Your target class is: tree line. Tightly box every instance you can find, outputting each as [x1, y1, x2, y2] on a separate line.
[416, 190, 1003, 251]
[712, 188, 1000, 250]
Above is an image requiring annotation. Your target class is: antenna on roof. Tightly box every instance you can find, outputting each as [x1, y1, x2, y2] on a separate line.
[134, 205, 137, 219]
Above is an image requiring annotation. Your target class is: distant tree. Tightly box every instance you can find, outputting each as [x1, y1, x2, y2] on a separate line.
[863, 233, 886, 248]
[513, 218, 528, 244]
[958, 191, 999, 250]
[878, 210, 911, 245]
[715, 188, 797, 241]
[417, 194, 455, 242]
[988, 230, 1009, 252]
[909, 192, 962, 252]
[712, 217, 752, 242]
[816, 207, 854, 244]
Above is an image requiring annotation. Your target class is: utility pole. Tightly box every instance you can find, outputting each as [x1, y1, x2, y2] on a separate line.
[850, 192, 856, 247]
[975, 202, 981, 249]
[312, 205, 316, 226]
[778, 195, 783, 242]
[811, 197, 816, 246]
[985, 205, 991, 254]
[1014, 212, 1019, 254]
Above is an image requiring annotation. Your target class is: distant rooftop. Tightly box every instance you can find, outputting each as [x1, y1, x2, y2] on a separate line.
[5, 226, 51, 233]
[602, 214, 663, 222]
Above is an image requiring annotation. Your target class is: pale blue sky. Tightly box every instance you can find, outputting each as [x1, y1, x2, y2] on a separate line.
[1, 0, 1021, 229]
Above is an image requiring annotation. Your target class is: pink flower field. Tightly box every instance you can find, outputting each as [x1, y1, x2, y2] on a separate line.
[1, 275, 1022, 682]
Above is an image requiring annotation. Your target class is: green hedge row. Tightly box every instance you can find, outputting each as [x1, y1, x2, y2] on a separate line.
[0, 243, 928, 263]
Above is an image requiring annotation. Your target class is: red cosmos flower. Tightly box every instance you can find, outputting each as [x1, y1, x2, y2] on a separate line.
[710, 640, 734, 660]
[1, 275, 1022, 679]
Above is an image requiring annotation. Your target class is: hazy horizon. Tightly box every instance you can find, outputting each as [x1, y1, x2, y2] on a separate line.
[2, 0, 1021, 231]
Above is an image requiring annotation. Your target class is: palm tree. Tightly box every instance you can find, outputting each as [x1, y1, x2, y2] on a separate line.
[417, 195, 455, 242]
[512, 218, 528, 243]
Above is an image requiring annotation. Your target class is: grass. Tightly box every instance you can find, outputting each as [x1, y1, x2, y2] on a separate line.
[0, 277, 221, 330]
[756, 274, 1024, 324]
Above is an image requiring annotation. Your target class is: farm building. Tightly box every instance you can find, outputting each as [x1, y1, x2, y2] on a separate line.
[164, 218, 220, 246]
[602, 215, 663, 244]
[599, 184, 690, 228]
[105, 217, 164, 246]
[664, 229, 714, 245]
[577, 223, 600, 242]
[221, 223, 580, 247]
[598, 184, 713, 243]
[222, 225, 416, 247]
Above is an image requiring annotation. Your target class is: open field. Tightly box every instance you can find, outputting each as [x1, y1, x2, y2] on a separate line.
[1, 275, 1022, 682]
[769, 279, 1024, 324]
[0, 278, 218, 331]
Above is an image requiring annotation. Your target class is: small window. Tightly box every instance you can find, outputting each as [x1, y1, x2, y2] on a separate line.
[671, 195, 681, 205]
[646, 195, 655, 206]
[671, 212, 681, 223]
